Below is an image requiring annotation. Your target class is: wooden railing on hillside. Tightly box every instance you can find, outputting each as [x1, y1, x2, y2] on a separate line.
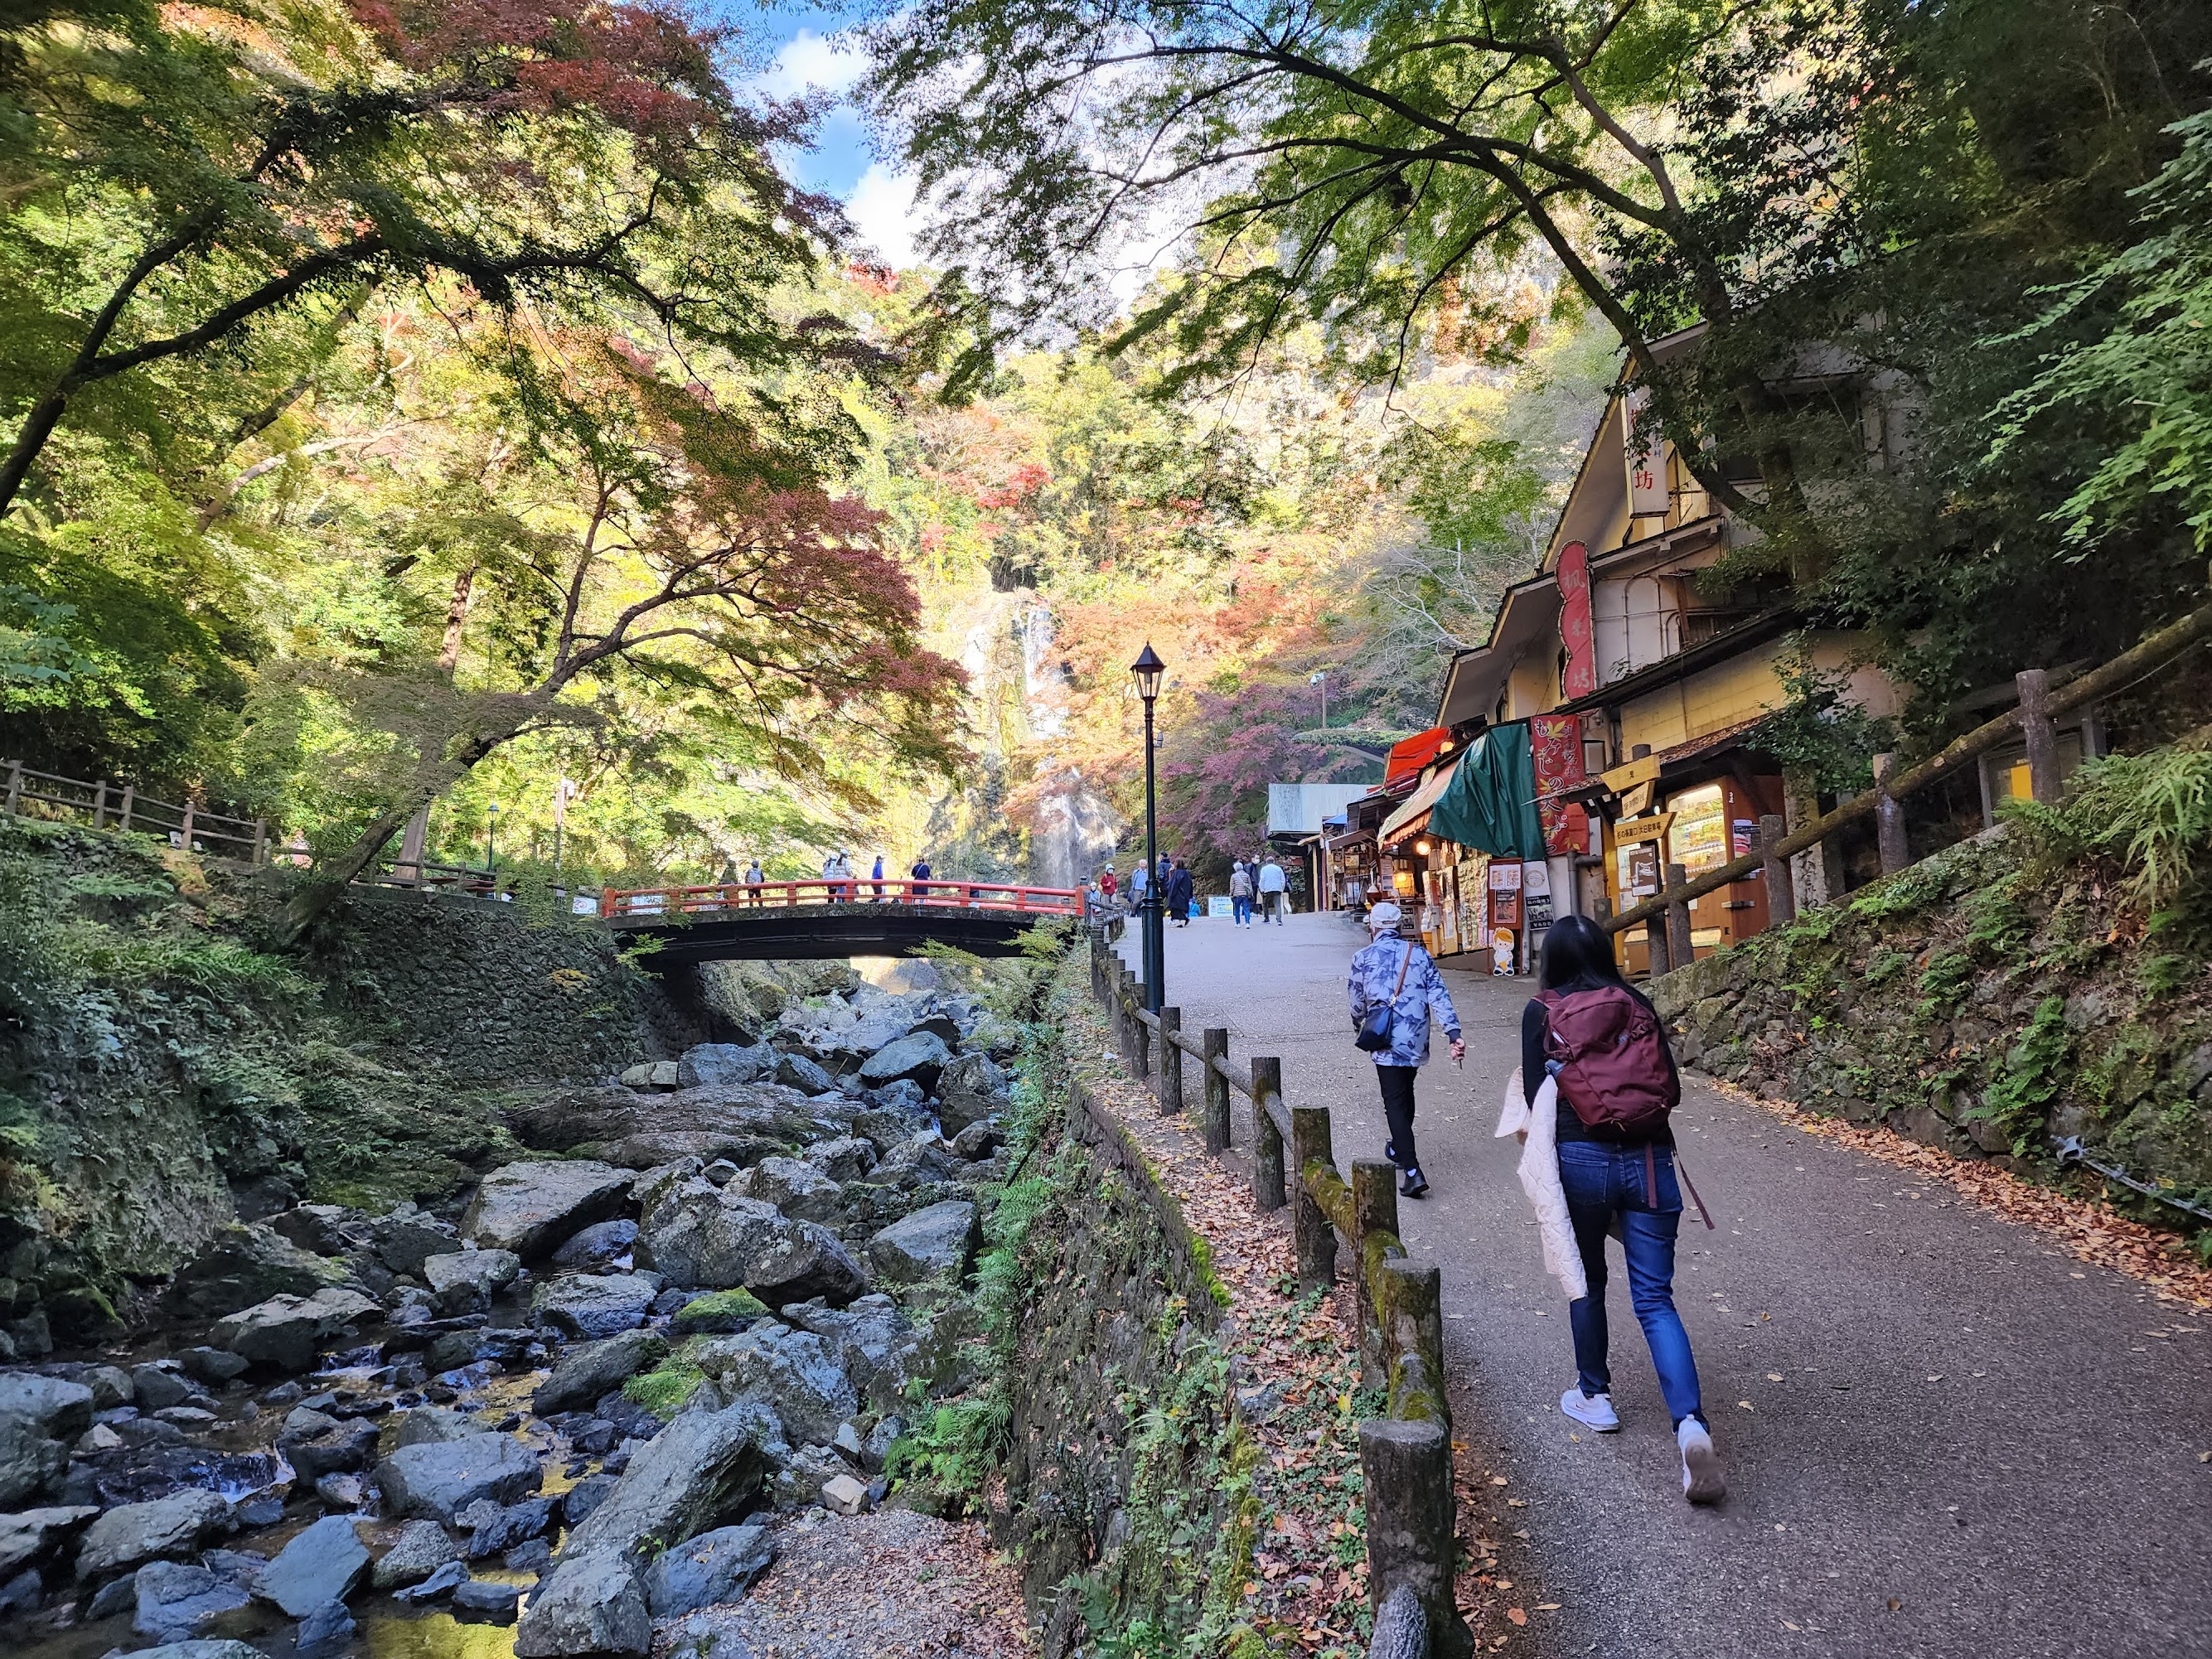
[1087, 935, 1467, 1659]
[1605, 594, 2212, 971]
[2, 758, 269, 861]
[601, 878, 1082, 919]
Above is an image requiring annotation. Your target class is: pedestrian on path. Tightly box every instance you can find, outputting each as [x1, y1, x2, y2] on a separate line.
[1345, 901, 1463, 1198]
[871, 854, 885, 899]
[1127, 859, 1149, 908]
[1496, 912, 1722, 1504]
[910, 854, 932, 899]
[1101, 865, 1118, 908]
[1228, 860, 1254, 926]
[1164, 858, 1195, 927]
[1257, 855, 1288, 923]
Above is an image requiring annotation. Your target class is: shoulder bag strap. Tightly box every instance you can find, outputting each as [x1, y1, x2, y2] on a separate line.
[1390, 939, 1414, 1000]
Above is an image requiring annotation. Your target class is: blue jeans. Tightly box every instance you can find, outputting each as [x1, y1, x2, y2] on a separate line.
[1232, 895, 1252, 924]
[1557, 1139, 1705, 1428]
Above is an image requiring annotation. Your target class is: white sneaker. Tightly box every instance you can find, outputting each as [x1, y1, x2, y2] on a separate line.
[1560, 1388, 1619, 1431]
[1678, 1419, 1725, 1503]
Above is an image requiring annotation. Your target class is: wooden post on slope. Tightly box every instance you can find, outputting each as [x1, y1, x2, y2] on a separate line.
[1131, 999, 1152, 1082]
[2016, 669, 2064, 805]
[92, 781, 108, 829]
[1251, 1056, 1285, 1212]
[1359, 1417, 1472, 1659]
[1874, 752, 1909, 875]
[1350, 1158, 1398, 1388]
[1202, 1028, 1231, 1154]
[1759, 813, 1795, 926]
[1664, 862, 1694, 970]
[1290, 1105, 1336, 1294]
[1157, 1007, 1183, 1115]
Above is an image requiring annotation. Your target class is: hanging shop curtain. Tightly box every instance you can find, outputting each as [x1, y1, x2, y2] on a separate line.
[1429, 721, 1546, 860]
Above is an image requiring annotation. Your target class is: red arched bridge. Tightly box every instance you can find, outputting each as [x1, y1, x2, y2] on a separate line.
[598, 878, 1085, 962]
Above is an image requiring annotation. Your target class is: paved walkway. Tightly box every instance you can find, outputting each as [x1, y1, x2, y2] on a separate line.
[1117, 911, 2211, 1659]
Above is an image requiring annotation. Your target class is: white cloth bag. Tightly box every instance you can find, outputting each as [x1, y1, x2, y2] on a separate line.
[1495, 1066, 1585, 1303]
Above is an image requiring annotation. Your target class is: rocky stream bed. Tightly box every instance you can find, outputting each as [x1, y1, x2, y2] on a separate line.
[0, 974, 1026, 1659]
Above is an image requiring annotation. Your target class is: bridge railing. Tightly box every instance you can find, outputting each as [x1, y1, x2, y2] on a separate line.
[599, 878, 1082, 920]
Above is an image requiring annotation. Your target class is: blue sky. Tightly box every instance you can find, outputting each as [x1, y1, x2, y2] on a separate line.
[704, 2, 916, 259]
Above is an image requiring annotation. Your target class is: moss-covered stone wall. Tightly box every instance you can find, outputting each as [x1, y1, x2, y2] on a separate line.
[1652, 825, 2212, 1242]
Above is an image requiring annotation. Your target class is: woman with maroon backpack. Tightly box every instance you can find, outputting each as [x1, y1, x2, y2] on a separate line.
[1507, 913, 1723, 1503]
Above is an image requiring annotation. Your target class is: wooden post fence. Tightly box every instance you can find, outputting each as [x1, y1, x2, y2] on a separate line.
[2016, 668, 2064, 805]
[1158, 1007, 1183, 1115]
[1759, 812, 1795, 926]
[1089, 938, 1471, 1659]
[1599, 592, 2212, 941]
[1663, 861, 1693, 969]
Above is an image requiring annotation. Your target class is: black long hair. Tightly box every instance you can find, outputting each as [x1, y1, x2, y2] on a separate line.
[1539, 913, 1629, 993]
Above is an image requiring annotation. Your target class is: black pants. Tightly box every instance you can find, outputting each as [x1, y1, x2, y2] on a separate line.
[1376, 1064, 1419, 1168]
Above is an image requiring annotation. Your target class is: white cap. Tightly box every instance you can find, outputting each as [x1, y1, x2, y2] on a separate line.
[1367, 901, 1403, 932]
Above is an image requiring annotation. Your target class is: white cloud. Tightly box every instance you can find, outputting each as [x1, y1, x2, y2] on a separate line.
[756, 28, 867, 99]
[845, 162, 920, 269]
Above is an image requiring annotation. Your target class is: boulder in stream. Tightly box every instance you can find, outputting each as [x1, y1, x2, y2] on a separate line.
[726, 1154, 844, 1222]
[857, 1031, 952, 1092]
[688, 1323, 857, 1445]
[254, 1513, 370, 1617]
[934, 1051, 1009, 1134]
[675, 1043, 777, 1088]
[641, 1521, 773, 1618]
[515, 1403, 771, 1658]
[210, 1287, 380, 1373]
[123, 1642, 266, 1659]
[530, 1328, 667, 1415]
[75, 1487, 232, 1583]
[867, 1201, 978, 1284]
[460, 1160, 632, 1260]
[421, 1249, 522, 1317]
[638, 1177, 866, 1306]
[0, 1373, 93, 1505]
[133, 1559, 253, 1641]
[0, 1503, 97, 1578]
[370, 1518, 461, 1589]
[374, 1431, 542, 1522]
[530, 1272, 656, 1340]
[170, 1225, 353, 1320]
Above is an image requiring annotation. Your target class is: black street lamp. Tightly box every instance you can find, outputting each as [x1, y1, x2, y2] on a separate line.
[1130, 642, 1165, 1013]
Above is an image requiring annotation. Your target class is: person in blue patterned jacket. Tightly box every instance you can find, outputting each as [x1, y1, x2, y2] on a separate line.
[1346, 901, 1464, 1197]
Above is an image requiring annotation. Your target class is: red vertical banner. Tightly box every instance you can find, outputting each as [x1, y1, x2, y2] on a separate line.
[1556, 540, 1594, 699]
[1529, 712, 1587, 858]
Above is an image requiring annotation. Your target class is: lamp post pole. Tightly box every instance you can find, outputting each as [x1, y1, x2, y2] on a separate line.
[486, 803, 499, 884]
[1131, 643, 1166, 1014]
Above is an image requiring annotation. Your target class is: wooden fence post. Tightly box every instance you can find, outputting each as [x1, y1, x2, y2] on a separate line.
[1873, 752, 1909, 875]
[1290, 1105, 1336, 1294]
[1132, 1002, 1152, 1082]
[1759, 812, 1795, 926]
[1378, 1257, 1450, 1433]
[92, 781, 108, 829]
[1358, 1417, 1472, 1659]
[4, 761, 18, 816]
[1202, 1028, 1231, 1154]
[2016, 668, 2064, 804]
[117, 785, 133, 834]
[1643, 910, 1672, 977]
[1350, 1159, 1398, 1388]
[1664, 861, 1693, 970]
[253, 818, 267, 863]
[1250, 1056, 1285, 1212]
[1157, 1007, 1183, 1115]
[179, 800, 196, 852]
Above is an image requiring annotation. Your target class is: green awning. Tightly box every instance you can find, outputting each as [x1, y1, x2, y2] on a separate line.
[1429, 722, 1546, 859]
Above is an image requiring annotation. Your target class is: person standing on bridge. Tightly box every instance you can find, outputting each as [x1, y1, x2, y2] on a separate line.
[1257, 855, 1288, 923]
[743, 859, 763, 905]
[1346, 901, 1462, 1200]
[1510, 912, 1722, 1504]
[910, 854, 931, 899]
[870, 854, 885, 900]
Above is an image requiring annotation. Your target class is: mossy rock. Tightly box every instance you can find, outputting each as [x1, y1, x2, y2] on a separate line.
[622, 1362, 709, 1420]
[669, 1289, 770, 1335]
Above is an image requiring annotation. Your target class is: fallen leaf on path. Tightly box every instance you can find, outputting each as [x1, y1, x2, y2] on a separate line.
[1505, 1608, 1527, 1626]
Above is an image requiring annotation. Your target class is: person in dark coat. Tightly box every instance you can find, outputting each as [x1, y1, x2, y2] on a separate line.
[1164, 859, 1196, 926]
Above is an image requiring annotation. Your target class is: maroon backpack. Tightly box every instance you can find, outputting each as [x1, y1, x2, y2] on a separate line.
[1539, 987, 1678, 1134]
